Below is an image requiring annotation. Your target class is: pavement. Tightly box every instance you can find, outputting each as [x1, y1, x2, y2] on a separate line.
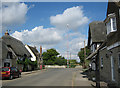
[21, 69, 46, 75]
[73, 70, 95, 86]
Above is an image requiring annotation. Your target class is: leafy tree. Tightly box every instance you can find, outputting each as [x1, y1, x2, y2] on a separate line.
[46, 59, 54, 65]
[42, 48, 59, 65]
[42, 48, 67, 65]
[55, 56, 67, 65]
[77, 47, 90, 66]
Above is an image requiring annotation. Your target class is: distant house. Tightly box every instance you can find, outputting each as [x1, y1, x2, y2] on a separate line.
[1, 32, 31, 71]
[25, 45, 42, 69]
[98, 1, 120, 87]
[87, 21, 106, 69]
[86, 21, 106, 87]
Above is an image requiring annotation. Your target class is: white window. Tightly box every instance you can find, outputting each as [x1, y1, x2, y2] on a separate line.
[118, 54, 120, 68]
[90, 44, 96, 53]
[112, 17, 117, 31]
[101, 57, 103, 67]
[106, 15, 117, 34]
[97, 44, 100, 48]
[90, 39, 92, 45]
[91, 62, 96, 71]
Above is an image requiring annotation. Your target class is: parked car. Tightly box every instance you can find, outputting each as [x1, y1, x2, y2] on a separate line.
[0, 67, 22, 80]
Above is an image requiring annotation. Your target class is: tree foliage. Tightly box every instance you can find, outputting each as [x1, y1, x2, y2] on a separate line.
[42, 48, 66, 65]
[55, 56, 67, 65]
[77, 47, 90, 65]
[69, 59, 77, 68]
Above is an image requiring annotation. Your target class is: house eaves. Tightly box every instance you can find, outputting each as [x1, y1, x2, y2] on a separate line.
[25, 45, 36, 61]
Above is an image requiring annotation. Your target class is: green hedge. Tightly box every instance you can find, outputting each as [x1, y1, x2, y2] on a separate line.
[70, 64, 76, 68]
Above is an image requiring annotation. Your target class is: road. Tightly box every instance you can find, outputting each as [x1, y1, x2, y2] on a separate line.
[2, 68, 94, 87]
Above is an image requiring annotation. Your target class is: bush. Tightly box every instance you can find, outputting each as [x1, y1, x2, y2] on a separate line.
[70, 64, 76, 68]
[17, 58, 37, 71]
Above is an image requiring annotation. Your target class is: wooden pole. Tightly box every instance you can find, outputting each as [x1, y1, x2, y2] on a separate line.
[96, 51, 100, 88]
[84, 41, 86, 68]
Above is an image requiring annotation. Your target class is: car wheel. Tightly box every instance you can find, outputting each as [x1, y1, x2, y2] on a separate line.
[9, 75, 13, 80]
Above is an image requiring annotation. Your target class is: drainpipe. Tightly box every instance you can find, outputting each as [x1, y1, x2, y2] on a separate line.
[95, 50, 100, 88]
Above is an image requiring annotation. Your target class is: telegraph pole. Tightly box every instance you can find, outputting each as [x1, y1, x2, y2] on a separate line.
[67, 24, 69, 68]
[83, 40, 86, 68]
[70, 52, 71, 67]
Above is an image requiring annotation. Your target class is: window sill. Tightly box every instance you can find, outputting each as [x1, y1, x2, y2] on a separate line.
[107, 30, 117, 35]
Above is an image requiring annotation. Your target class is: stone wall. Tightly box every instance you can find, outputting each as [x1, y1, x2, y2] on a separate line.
[99, 47, 111, 82]
[99, 46, 120, 87]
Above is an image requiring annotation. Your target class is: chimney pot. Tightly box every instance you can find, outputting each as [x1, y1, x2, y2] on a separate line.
[5, 30, 9, 35]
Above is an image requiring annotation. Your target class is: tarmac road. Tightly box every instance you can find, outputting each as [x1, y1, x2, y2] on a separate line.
[2, 68, 94, 87]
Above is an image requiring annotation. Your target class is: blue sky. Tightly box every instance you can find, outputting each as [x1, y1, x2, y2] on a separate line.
[1, 2, 108, 62]
[5, 2, 107, 32]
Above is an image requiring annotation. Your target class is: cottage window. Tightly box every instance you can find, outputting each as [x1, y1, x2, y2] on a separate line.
[101, 57, 103, 67]
[7, 52, 12, 59]
[112, 17, 117, 31]
[91, 62, 96, 71]
[97, 44, 100, 48]
[92, 45, 94, 52]
[106, 14, 117, 34]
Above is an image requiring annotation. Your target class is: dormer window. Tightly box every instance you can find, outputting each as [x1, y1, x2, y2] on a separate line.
[106, 13, 117, 35]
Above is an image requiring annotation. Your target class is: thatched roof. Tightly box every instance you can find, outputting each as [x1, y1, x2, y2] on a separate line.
[0, 39, 10, 59]
[2, 35, 31, 57]
[88, 21, 106, 46]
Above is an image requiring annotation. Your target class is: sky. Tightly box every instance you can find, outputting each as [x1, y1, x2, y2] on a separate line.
[1, 2, 108, 62]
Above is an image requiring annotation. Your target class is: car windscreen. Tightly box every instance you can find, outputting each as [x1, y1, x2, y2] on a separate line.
[2, 68, 9, 71]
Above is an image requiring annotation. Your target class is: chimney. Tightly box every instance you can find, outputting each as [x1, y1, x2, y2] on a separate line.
[40, 46, 42, 57]
[5, 30, 9, 35]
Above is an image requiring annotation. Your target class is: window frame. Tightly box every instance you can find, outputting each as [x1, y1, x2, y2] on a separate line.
[106, 13, 117, 35]
[101, 57, 103, 68]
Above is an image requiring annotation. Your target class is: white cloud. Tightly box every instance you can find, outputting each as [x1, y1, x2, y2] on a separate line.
[12, 26, 62, 46]
[50, 6, 89, 30]
[1, 2, 28, 26]
[10, 5, 89, 62]
[54, 32, 87, 62]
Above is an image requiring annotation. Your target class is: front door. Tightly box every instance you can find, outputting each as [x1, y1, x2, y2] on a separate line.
[111, 56, 115, 81]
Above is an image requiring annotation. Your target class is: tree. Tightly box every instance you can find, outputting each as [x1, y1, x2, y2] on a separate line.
[77, 46, 90, 67]
[55, 56, 67, 65]
[42, 48, 59, 65]
[42, 48, 67, 65]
